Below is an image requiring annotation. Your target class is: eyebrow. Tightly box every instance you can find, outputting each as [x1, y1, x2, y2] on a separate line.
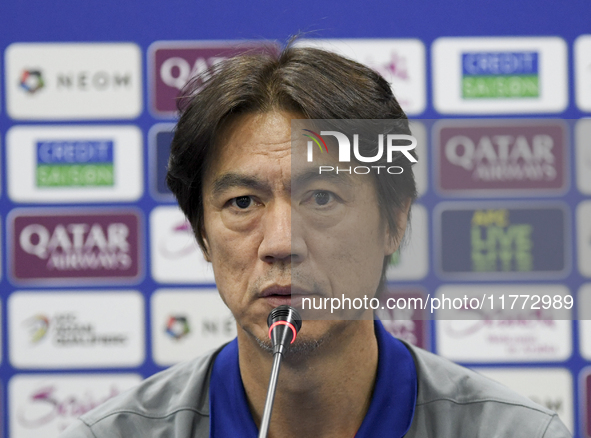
[210, 173, 272, 197]
[291, 168, 354, 190]
[210, 168, 355, 198]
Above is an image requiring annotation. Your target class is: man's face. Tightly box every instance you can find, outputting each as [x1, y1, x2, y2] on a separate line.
[202, 111, 403, 349]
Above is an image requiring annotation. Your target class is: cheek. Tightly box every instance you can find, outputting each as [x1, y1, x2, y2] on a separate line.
[208, 228, 259, 276]
[306, 207, 386, 294]
[203, 212, 259, 293]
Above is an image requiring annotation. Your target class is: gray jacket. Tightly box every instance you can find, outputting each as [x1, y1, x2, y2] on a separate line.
[59, 341, 571, 437]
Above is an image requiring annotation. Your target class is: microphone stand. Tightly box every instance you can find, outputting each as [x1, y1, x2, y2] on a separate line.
[258, 351, 283, 438]
[258, 305, 302, 438]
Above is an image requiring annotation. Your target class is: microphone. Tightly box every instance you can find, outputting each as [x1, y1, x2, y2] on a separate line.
[258, 305, 303, 438]
[267, 305, 303, 355]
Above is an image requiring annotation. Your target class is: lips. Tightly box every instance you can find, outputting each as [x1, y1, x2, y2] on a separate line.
[260, 285, 289, 297]
[259, 285, 316, 307]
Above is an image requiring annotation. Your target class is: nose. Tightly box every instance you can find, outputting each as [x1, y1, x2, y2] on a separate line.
[258, 199, 307, 265]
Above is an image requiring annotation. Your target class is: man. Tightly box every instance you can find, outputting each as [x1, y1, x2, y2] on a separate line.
[60, 45, 570, 437]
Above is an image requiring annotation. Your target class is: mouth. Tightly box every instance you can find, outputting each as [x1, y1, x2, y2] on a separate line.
[259, 285, 318, 307]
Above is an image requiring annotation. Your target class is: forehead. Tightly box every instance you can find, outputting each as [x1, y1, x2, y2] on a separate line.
[209, 111, 295, 173]
[203, 111, 379, 195]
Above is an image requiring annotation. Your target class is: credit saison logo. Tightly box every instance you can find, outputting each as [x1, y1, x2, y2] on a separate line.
[303, 129, 417, 174]
[462, 51, 539, 99]
[20, 69, 45, 93]
[36, 140, 114, 187]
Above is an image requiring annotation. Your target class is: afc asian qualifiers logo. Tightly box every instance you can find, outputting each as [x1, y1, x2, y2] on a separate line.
[302, 129, 417, 175]
[23, 312, 128, 347]
[24, 315, 50, 343]
[9, 291, 145, 369]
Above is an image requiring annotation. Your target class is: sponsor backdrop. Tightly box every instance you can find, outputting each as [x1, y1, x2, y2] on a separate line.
[1, 1, 590, 437]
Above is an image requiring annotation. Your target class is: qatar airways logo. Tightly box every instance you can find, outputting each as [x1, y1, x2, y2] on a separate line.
[303, 129, 417, 175]
[150, 41, 280, 116]
[437, 121, 567, 193]
[11, 210, 141, 283]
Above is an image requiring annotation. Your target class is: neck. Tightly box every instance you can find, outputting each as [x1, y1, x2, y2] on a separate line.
[238, 319, 379, 438]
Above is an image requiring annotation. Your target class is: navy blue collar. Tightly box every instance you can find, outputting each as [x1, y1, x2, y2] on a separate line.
[209, 320, 417, 437]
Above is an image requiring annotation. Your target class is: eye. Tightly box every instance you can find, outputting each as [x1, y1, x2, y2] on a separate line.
[301, 190, 341, 210]
[313, 191, 332, 206]
[231, 196, 253, 209]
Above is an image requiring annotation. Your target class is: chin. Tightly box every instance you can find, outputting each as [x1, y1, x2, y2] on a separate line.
[247, 319, 332, 358]
[254, 331, 330, 360]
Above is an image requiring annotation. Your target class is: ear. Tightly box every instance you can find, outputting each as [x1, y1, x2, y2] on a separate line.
[201, 234, 211, 262]
[194, 220, 211, 262]
[384, 198, 412, 256]
[202, 249, 211, 262]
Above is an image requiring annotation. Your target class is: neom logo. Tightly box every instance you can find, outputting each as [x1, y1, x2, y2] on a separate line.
[55, 70, 133, 90]
[303, 129, 417, 175]
[20, 68, 132, 93]
[165, 315, 191, 340]
[12, 211, 140, 281]
[20, 69, 44, 93]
